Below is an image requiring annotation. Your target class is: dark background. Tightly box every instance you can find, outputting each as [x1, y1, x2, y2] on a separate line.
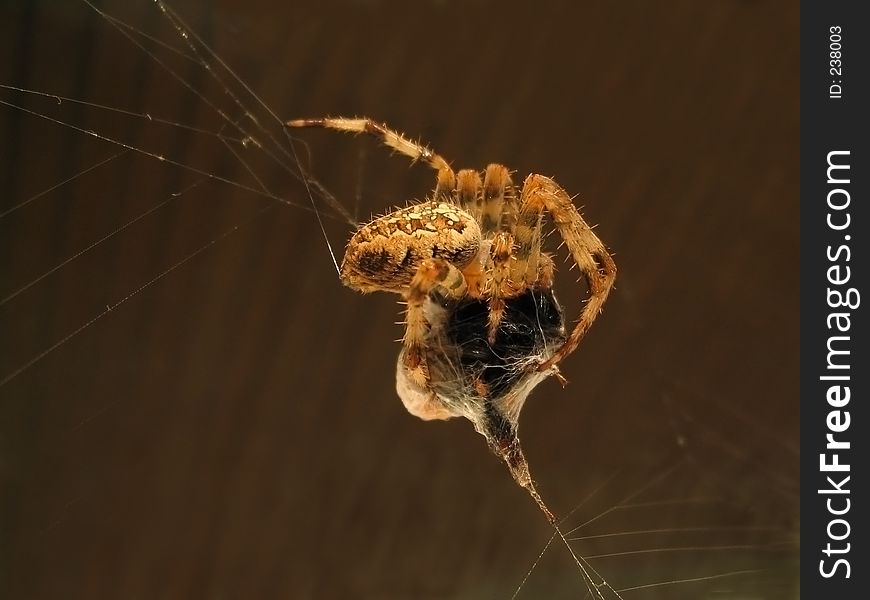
[0, 1, 799, 598]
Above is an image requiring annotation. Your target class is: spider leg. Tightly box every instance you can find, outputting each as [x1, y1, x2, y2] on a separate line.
[402, 258, 468, 382]
[519, 174, 617, 372]
[481, 163, 518, 234]
[479, 164, 523, 340]
[455, 168, 483, 220]
[534, 252, 556, 289]
[486, 231, 515, 343]
[512, 185, 546, 286]
[286, 116, 456, 199]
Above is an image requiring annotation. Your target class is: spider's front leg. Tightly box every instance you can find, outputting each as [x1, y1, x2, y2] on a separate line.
[286, 116, 457, 199]
[519, 174, 617, 373]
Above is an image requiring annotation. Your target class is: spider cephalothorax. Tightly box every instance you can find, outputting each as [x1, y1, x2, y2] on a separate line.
[287, 117, 616, 522]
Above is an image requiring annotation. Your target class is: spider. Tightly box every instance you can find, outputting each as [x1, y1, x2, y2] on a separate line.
[287, 117, 616, 522]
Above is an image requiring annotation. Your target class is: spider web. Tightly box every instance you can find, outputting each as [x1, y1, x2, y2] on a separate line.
[0, 2, 798, 598]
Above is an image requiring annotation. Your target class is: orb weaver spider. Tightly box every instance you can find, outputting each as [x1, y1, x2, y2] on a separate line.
[287, 117, 616, 522]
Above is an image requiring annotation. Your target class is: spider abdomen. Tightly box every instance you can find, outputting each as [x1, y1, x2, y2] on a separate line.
[340, 201, 481, 293]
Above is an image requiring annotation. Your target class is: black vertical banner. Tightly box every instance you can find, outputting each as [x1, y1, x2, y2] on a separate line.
[802, 2, 868, 597]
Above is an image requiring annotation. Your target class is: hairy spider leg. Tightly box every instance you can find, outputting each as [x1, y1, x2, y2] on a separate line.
[486, 231, 515, 343]
[451, 169, 488, 297]
[518, 175, 617, 372]
[455, 168, 483, 221]
[286, 117, 457, 199]
[480, 164, 525, 341]
[481, 163, 518, 234]
[512, 189, 546, 286]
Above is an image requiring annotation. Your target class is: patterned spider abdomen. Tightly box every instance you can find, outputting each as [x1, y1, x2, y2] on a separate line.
[340, 201, 481, 294]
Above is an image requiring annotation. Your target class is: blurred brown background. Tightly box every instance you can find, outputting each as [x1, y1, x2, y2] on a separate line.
[1, 0, 798, 598]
